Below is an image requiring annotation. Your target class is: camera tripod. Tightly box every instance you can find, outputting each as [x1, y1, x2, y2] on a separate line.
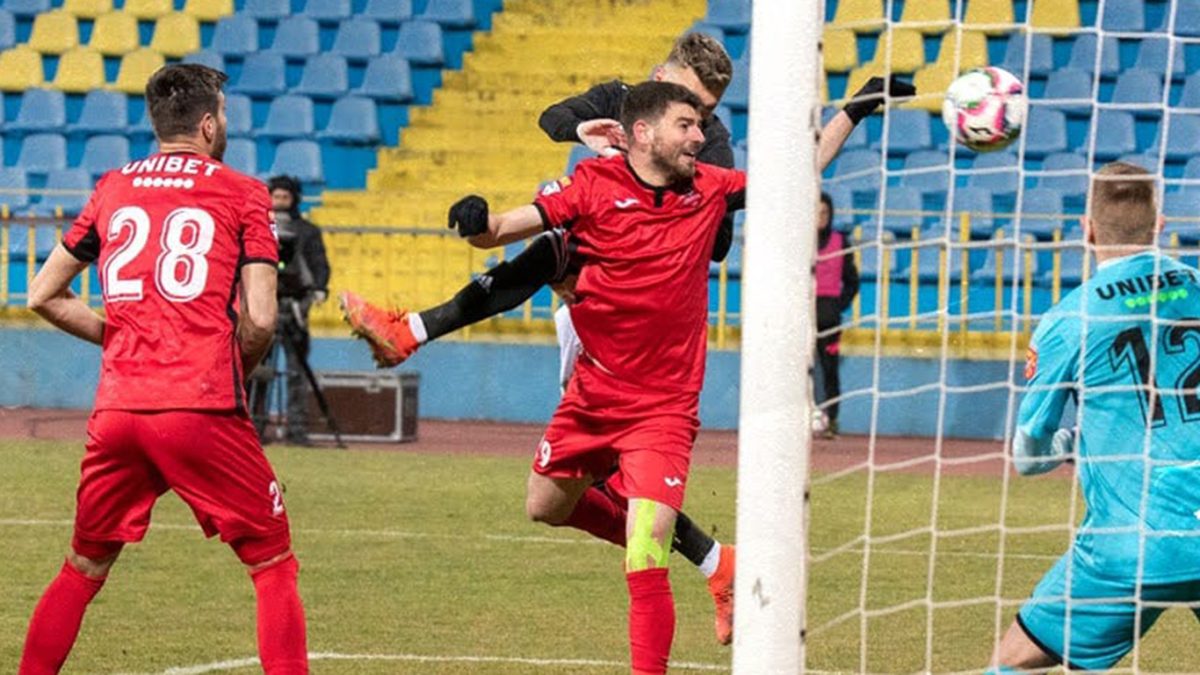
[248, 297, 345, 448]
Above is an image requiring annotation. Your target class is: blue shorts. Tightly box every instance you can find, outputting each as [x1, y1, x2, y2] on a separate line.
[1018, 551, 1200, 670]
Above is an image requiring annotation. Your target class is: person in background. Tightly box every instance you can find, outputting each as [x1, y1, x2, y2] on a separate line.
[814, 192, 859, 439]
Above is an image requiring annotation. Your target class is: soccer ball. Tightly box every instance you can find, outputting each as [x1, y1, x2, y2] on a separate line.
[942, 66, 1027, 153]
[810, 407, 829, 435]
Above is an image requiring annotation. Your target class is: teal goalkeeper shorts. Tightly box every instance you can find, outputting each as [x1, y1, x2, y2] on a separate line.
[1018, 551, 1200, 670]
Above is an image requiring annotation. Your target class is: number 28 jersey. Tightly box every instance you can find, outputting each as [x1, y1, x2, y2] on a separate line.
[62, 152, 279, 412]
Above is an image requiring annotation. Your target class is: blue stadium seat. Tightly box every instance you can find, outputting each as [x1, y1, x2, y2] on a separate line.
[1001, 33, 1054, 79]
[1018, 187, 1064, 239]
[973, 238, 1039, 284]
[1101, 0, 1149, 32]
[704, 0, 751, 31]
[223, 138, 257, 175]
[1133, 38, 1187, 78]
[1154, 114, 1200, 162]
[880, 188, 923, 234]
[688, 22, 726, 44]
[269, 140, 324, 183]
[304, 0, 351, 22]
[1176, 0, 1200, 36]
[80, 134, 130, 176]
[0, 9, 15, 50]
[211, 15, 258, 56]
[294, 54, 349, 99]
[1067, 34, 1121, 78]
[354, 55, 413, 101]
[1185, 156, 1200, 180]
[1037, 152, 1088, 197]
[732, 143, 746, 170]
[68, 90, 127, 135]
[713, 105, 733, 134]
[1163, 192, 1200, 240]
[395, 20, 444, 65]
[32, 168, 91, 217]
[1022, 107, 1068, 157]
[823, 184, 856, 230]
[225, 93, 252, 138]
[0, 167, 30, 211]
[1118, 153, 1160, 172]
[318, 96, 380, 143]
[363, 0, 412, 26]
[419, 0, 475, 28]
[182, 49, 225, 70]
[1043, 68, 1092, 114]
[1092, 110, 1137, 160]
[129, 107, 153, 139]
[913, 237, 966, 283]
[880, 109, 932, 155]
[9, 89, 66, 133]
[3, 0, 49, 17]
[1055, 246, 1089, 286]
[230, 53, 287, 96]
[723, 59, 749, 110]
[331, 18, 382, 60]
[1112, 69, 1163, 105]
[951, 186, 996, 236]
[967, 151, 1019, 195]
[269, 16, 319, 58]
[257, 95, 314, 140]
[1180, 73, 1200, 108]
[243, 0, 288, 21]
[899, 150, 950, 196]
[831, 149, 882, 190]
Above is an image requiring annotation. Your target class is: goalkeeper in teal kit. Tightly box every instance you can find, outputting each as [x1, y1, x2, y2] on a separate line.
[989, 162, 1200, 671]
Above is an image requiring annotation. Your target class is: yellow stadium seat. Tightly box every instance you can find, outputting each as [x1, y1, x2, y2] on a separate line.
[122, 0, 173, 20]
[0, 46, 46, 91]
[963, 0, 1016, 35]
[53, 47, 105, 92]
[1030, 0, 1080, 34]
[933, 29, 989, 72]
[28, 11, 79, 55]
[112, 48, 165, 93]
[831, 0, 885, 33]
[183, 0, 233, 22]
[867, 28, 926, 73]
[905, 64, 956, 113]
[899, 0, 950, 34]
[90, 12, 141, 56]
[150, 13, 200, 58]
[822, 27, 858, 73]
[63, 0, 113, 18]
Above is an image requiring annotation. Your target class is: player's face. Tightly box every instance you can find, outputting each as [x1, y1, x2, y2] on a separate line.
[655, 65, 720, 119]
[648, 103, 706, 181]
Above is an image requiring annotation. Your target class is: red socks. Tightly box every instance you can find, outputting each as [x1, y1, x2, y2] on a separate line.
[626, 568, 675, 675]
[250, 554, 309, 674]
[19, 560, 107, 675]
[559, 486, 628, 547]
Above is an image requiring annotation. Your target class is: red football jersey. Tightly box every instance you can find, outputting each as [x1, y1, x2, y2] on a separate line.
[62, 152, 278, 412]
[535, 156, 746, 394]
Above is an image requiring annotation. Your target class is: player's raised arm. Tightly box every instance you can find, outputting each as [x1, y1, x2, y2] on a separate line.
[819, 75, 916, 173]
[446, 195, 545, 249]
[1013, 325, 1078, 475]
[28, 247, 105, 345]
[238, 262, 278, 376]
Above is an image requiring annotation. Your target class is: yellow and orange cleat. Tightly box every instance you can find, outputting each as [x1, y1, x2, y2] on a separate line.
[707, 544, 735, 646]
[339, 291, 420, 368]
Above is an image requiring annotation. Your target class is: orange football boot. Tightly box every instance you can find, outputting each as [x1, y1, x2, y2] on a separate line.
[339, 291, 420, 367]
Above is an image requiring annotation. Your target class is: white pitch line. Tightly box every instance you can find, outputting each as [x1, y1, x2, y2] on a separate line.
[143, 651, 730, 674]
[0, 517, 1060, 561]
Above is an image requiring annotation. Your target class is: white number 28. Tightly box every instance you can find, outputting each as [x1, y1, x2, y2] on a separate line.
[102, 206, 216, 303]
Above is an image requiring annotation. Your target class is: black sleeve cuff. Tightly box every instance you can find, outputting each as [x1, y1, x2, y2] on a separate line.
[533, 202, 552, 231]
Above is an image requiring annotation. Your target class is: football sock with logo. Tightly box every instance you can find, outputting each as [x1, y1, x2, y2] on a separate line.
[558, 486, 627, 546]
[672, 512, 720, 574]
[19, 560, 107, 675]
[626, 568, 675, 675]
[250, 554, 309, 674]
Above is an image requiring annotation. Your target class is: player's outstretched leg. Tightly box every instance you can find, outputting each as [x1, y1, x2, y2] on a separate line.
[19, 546, 120, 675]
[626, 498, 678, 675]
[339, 291, 422, 368]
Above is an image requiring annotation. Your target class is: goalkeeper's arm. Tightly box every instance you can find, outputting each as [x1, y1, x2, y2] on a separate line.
[1013, 427, 1074, 476]
[819, 75, 916, 173]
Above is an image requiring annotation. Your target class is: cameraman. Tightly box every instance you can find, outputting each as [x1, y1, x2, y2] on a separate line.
[265, 175, 330, 445]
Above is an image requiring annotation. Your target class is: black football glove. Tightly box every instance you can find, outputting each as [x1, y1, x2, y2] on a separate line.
[843, 75, 917, 125]
[448, 195, 489, 237]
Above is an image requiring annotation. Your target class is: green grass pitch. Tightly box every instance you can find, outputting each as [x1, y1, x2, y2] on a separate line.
[2, 439, 1197, 673]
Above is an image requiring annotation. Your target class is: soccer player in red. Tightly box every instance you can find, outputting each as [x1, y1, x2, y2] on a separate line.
[18, 64, 308, 674]
[446, 81, 745, 674]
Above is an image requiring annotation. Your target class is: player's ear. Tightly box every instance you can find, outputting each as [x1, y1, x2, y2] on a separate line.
[632, 118, 653, 145]
[1156, 214, 1166, 235]
[200, 112, 216, 144]
[651, 66, 665, 82]
[1082, 217, 1095, 245]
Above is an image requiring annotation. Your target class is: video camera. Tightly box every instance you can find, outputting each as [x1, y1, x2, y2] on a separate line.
[274, 209, 315, 301]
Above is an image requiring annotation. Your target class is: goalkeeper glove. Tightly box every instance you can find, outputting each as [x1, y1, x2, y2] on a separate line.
[1012, 427, 1075, 476]
[448, 195, 489, 237]
[843, 75, 917, 125]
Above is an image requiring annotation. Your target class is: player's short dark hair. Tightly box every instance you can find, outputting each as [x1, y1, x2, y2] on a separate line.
[620, 81, 704, 137]
[666, 32, 733, 99]
[145, 64, 228, 140]
[1090, 161, 1158, 246]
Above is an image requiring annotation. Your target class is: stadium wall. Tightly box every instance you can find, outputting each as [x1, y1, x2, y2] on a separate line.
[0, 327, 1022, 439]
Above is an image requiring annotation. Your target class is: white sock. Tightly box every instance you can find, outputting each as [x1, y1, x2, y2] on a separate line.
[407, 313, 428, 344]
[698, 542, 722, 578]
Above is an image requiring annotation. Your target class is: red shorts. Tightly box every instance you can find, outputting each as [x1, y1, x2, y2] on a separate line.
[533, 358, 699, 511]
[73, 409, 291, 565]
